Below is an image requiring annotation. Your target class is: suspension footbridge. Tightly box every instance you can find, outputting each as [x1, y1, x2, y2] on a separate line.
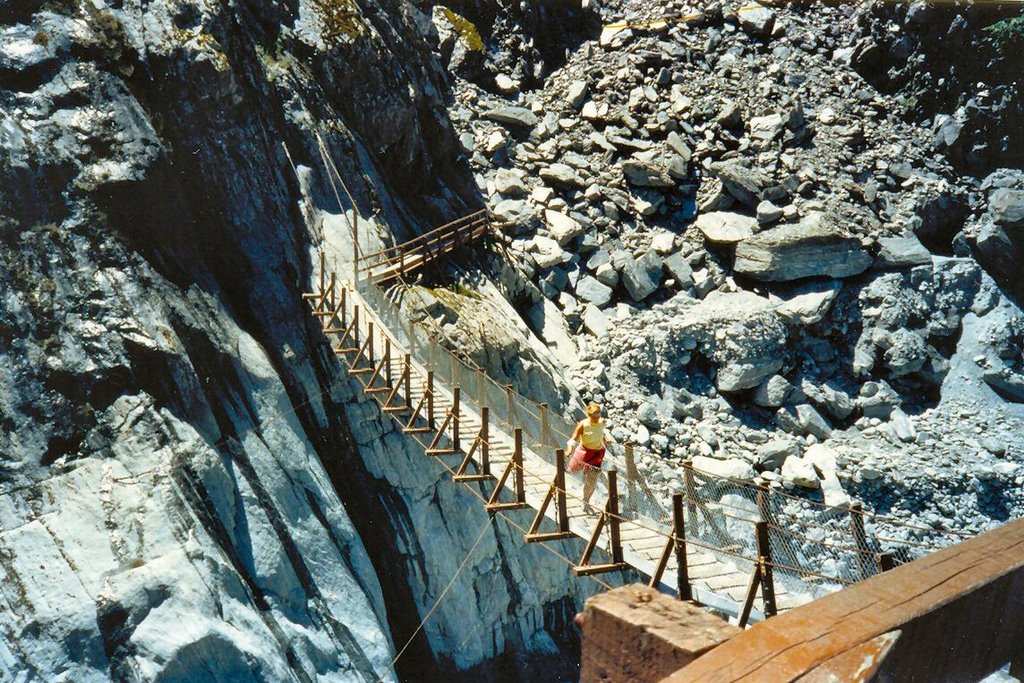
[306, 213, 961, 626]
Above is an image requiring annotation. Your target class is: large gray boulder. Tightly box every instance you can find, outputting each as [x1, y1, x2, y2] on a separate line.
[621, 160, 674, 188]
[874, 234, 932, 269]
[482, 106, 538, 129]
[618, 251, 663, 301]
[694, 211, 757, 244]
[734, 215, 872, 281]
[709, 161, 768, 207]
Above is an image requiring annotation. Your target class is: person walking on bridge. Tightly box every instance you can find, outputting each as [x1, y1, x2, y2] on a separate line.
[567, 402, 610, 512]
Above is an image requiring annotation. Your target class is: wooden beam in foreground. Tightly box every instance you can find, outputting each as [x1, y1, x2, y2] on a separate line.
[664, 517, 1024, 682]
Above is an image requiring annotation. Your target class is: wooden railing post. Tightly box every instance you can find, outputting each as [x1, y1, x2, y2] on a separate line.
[480, 406, 490, 477]
[624, 443, 638, 504]
[506, 384, 515, 429]
[878, 552, 895, 572]
[513, 428, 525, 504]
[328, 271, 336, 311]
[540, 403, 550, 448]
[366, 322, 375, 365]
[684, 459, 698, 532]
[756, 521, 777, 617]
[353, 305, 361, 345]
[556, 447, 568, 534]
[427, 370, 435, 431]
[673, 493, 691, 601]
[451, 386, 460, 452]
[757, 482, 771, 523]
[403, 354, 412, 407]
[319, 251, 325, 296]
[384, 337, 393, 388]
[607, 469, 623, 565]
[340, 286, 348, 327]
[849, 502, 873, 579]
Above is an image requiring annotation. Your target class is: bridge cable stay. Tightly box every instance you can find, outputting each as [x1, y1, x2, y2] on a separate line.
[373, 514, 495, 683]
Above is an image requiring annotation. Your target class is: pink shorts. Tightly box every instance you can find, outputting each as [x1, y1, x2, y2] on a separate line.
[568, 444, 605, 473]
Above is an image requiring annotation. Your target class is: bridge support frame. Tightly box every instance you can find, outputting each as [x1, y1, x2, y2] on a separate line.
[454, 406, 492, 482]
[487, 428, 529, 511]
[425, 387, 460, 455]
[574, 469, 628, 577]
[738, 520, 777, 627]
[525, 448, 573, 543]
[649, 493, 691, 601]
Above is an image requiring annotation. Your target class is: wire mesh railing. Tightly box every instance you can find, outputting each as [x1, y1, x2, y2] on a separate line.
[308, 261, 964, 614]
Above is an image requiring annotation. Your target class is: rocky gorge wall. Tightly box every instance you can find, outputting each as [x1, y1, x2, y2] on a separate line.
[0, 0, 598, 679]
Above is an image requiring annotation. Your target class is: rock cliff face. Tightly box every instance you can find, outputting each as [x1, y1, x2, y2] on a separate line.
[0, 0, 594, 680]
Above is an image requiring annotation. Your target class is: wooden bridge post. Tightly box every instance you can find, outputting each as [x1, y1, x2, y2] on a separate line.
[849, 502, 873, 579]
[683, 460, 698, 533]
[367, 322, 375, 366]
[427, 370, 435, 431]
[513, 428, 525, 504]
[525, 446, 574, 543]
[352, 305, 361, 345]
[328, 271, 336, 312]
[340, 286, 348, 327]
[624, 443, 639, 506]
[607, 469, 624, 565]
[556, 447, 569, 534]
[403, 354, 412, 407]
[480, 406, 490, 477]
[319, 251, 325, 297]
[674, 493, 691, 601]
[506, 384, 515, 429]
[757, 482, 772, 523]
[756, 520, 777, 618]
[451, 386, 460, 452]
[383, 337, 393, 388]
[878, 552, 895, 572]
[540, 403, 550, 449]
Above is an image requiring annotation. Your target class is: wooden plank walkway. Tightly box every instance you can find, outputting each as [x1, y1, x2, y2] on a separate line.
[309, 279, 818, 623]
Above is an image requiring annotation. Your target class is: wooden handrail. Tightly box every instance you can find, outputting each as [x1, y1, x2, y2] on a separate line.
[360, 210, 488, 263]
[359, 217, 489, 272]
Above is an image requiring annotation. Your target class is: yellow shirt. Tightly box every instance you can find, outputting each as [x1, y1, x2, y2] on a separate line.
[581, 418, 605, 450]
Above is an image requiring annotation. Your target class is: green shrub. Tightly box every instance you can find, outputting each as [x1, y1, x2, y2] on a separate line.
[984, 15, 1024, 55]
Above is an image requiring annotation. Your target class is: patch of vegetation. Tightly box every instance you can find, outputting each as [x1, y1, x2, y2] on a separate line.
[255, 40, 297, 81]
[439, 7, 483, 52]
[169, 28, 230, 71]
[312, 0, 367, 45]
[33, 30, 49, 47]
[984, 15, 1024, 56]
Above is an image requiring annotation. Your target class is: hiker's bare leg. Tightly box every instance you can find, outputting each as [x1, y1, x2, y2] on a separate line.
[583, 468, 598, 506]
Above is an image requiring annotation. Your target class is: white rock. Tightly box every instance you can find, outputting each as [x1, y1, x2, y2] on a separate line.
[582, 304, 610, 338]
[694, 211, 757, 244]
[544, 209, 585, 245]
[527, 235, 565, 269]
[691, 455, 757, 482]
[650, 232, 676, 254]
[567, 80, 588, 109]
[781, 455, 820, 489]
[495, 73, 519, 94]
[771, 281, 840, 325]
